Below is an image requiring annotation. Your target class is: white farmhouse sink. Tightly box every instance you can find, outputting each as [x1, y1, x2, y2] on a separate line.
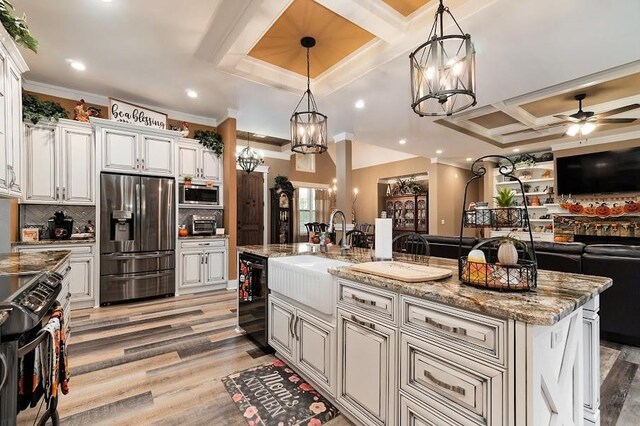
[268, 255, 352, 316]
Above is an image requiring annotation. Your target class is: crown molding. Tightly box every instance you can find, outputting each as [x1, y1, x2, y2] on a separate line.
[219, 108, 239, 123]
[430, 157, 468, 169]
[23, 80, 219, 127]
[551, 130, 640, 152]
[236, 145, 291, 160]
[333, 133, 355, 143]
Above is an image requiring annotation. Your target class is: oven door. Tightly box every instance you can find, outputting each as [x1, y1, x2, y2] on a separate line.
[180, 185, 219, 206]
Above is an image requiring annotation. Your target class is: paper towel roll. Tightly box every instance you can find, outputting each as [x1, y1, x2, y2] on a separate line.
[375, 218, 393, 260]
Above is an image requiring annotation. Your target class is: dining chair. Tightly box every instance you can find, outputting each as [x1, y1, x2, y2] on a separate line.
[392, 232, 430, 256]
[341, 229, 370, 249]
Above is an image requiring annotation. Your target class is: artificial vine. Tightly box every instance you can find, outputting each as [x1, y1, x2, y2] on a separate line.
[22, 94, 68, 124]
[0, 1, 38, 53]
[194, 129, 224, 158]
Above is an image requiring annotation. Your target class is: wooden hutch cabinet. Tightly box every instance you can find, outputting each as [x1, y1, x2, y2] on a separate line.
[385, 194, 429, 234]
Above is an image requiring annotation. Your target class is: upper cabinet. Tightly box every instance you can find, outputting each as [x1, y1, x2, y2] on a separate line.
[0, 26, 29, 199]
[177, 138, 222, 183]
[23, 119, 95, 205]
[93, 118, 180, 177]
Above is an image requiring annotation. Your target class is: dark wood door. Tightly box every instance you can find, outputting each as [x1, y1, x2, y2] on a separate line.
[237, 170, 264, 246]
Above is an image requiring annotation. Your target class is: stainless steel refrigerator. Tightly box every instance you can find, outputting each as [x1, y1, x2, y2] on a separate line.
[100, 173, 175, 304]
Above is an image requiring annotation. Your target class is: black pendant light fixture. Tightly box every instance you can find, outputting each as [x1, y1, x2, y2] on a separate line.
[410, 0, 476, 117]
[237, 132, 263, 173]
[291, 36, 328, 154]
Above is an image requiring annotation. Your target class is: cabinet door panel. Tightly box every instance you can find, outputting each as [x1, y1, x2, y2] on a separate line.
[7, 61, 21, 196]
[268, 297, 295, 362]
[103, 128, 138, 172]
[142, 135, 173, 176]
[296, 310, 334, 395]
[0, 47, 6, 193]
[204, 249, 226, 284]
[337, 308, 396, 426]
[201, 150, 221, 182]
[61, 126, 94, 204]
[177, 143, 198, 179]
[24, 124, 58, 202]
[69, 256, 93, 302]
[180, 251, 203, 288]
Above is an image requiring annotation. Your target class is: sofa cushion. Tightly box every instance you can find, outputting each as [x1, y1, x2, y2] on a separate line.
[531, 241, 586, 255]
[422, 235, 478, 260]
[584, 244, 640, 258]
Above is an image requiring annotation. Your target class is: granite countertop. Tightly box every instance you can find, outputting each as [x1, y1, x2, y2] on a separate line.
[12, 238, 96, 246]
[178, 235, 228, 240]
[0, 310, 8, 326]
[237, 243, 612, 326]
[0, 251, 72, 275]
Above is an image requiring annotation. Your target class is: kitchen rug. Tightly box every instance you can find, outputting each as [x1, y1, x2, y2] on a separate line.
[222, 359, 340, 426]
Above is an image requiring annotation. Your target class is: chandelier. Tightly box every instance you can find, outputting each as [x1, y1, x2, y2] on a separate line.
[237, 132, 263, 173]
[291, 36, 328, 154]
[410, 0, 476, 117]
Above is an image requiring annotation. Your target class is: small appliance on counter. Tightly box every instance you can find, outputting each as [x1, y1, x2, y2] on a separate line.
[188, 215, 216, 236]
[48, 211, 73, 240]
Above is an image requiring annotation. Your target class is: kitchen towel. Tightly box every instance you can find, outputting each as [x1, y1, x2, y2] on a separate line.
[375, 218, 393, 260]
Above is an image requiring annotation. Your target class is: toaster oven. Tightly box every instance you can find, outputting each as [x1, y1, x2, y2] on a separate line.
[188, 215, 217, 236]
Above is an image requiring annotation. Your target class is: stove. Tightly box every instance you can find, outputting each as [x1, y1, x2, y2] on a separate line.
[0, 271, 63, 337]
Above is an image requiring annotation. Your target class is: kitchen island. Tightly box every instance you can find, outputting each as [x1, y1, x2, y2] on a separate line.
[237, 244, 612, 426]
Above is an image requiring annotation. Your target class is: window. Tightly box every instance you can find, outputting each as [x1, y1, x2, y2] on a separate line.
[298, 187, 317, 234]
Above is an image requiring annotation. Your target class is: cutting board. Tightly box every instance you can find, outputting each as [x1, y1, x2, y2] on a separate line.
[349, 261, 453, 283]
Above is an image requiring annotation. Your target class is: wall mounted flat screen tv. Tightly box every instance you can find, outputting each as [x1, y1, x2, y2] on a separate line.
[556, 147, 640, 195]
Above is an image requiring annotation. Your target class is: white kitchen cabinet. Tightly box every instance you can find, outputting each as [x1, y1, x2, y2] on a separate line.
[178, 238, 228, 293]
[177, 138, 222, 183]
[337, 307, 397, 426]
[14, 243, 96, 309]
[268, 294, 336, 395]
[0, 25, 28, 199]
[95, 118, 178, 177]
[23, 120, 94, 205]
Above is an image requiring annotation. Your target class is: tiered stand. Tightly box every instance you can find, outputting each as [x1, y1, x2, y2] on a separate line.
[458, 156, 538, 291]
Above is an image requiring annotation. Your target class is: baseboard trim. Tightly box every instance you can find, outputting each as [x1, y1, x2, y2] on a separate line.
[227, 279, 238, 290]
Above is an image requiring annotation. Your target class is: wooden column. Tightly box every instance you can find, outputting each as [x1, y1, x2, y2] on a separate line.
[218, 116, 237, 281]
[334, 133, 353, 224]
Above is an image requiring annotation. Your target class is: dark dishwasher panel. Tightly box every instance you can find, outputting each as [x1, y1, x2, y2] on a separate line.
[238, 253, 271, 350]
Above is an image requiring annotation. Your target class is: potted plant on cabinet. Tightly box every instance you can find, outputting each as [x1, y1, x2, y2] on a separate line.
[194, 129, 224, 158]
[184, 176, 192, 187]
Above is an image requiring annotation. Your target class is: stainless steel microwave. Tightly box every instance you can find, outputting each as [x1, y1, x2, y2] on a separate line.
[179, 183, 220, 206]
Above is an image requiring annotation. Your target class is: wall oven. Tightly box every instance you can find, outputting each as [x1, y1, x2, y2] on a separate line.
[179, 183, 220, 206]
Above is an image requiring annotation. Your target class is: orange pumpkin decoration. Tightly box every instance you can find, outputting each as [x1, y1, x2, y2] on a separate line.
[595, 203, 611, 217]
[583, 204, 596, 215]
[611, 203, 625, 216]
[560, 202, 570, 210]
[569, 203, 584, 214]
[624, 201, 639, 214]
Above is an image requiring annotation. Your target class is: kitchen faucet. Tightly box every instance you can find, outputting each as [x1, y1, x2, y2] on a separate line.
[329, 210, 350, 250]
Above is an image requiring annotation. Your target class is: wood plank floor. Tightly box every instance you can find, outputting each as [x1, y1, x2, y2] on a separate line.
[15, 290, 640, 425]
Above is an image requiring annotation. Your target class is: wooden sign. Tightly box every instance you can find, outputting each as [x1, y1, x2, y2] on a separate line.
[109, 98, 167, 129]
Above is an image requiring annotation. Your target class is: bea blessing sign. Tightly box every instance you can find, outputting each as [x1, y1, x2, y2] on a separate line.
[109, 98, 167, 129]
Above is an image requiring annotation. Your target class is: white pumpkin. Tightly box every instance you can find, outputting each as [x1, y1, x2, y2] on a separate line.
[497, 241, 519, 265]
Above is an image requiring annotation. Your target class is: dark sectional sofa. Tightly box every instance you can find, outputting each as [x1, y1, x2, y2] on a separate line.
[422, 235, 640, 347]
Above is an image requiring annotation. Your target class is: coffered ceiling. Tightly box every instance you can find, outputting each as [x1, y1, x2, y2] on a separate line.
[382, 0, 432, 17]
[248, 0, 375, 78]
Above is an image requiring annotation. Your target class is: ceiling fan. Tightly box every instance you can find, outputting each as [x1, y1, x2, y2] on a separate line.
[553, 93, 639, 136]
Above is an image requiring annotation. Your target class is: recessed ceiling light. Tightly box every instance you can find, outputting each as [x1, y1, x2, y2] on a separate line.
[67, 60, 86, 71]
[399, 139, 407, 145]
[355, 99, 365, 109]
[186, 89, 198, 99]
[101, 0, 113, 3]
[436, 149, 443, 154]
[466, 157, 473, 161]
[513, 148, 520, 152]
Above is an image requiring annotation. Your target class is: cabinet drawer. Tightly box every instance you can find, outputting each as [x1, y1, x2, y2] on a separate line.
[180, 239, 226, 250]
[400, 332, 505, 426]
[338, 280, 397, 324]
[400, 392, 468, 426]
[16, 244, 94, 255]
[402, 295, 507, 366]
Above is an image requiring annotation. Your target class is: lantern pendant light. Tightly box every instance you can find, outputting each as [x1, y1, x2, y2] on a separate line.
[237, 132, 263, 173]
[410, 0, 477, 117]
[291, 36, 328, 154]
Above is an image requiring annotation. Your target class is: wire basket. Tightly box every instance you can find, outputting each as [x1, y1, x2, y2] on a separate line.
[458, 237, 537, 291]
[463, 207, 527, 229]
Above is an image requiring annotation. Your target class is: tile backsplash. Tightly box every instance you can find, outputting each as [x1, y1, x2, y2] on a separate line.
[178, 208, 223, 229]
[20, 205, 96, 237]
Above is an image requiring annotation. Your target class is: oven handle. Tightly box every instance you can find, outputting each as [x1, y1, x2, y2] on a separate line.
[103, 271, 174, 281]
[247, 262, 264, 271]
[17, 330, 49, 359]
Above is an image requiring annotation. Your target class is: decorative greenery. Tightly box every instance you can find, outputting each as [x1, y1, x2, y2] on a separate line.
[22, 94, 68, 124]
[0, 1, 38, 53]
[494, 187, 516, 207]
[274, 175, 294, 194]
[183, 176, 192, 182]
[194, 129, 223, 158]
[393, 176, 425, 195]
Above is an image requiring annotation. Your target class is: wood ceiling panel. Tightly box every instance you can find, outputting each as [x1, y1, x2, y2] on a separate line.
[248, 0, 375, 78]
[237, 131, 290, 147]
[521, 72, 640, 117]
[382, 0, 431, 16]
[469, 111, 519, 129]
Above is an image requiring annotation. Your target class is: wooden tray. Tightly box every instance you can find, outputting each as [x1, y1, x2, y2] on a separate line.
[349, 261, 453, 283]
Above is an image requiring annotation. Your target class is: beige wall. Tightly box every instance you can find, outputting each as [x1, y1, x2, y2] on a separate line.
[433, 163, 478, 237]
[289, 152, 336, 184]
